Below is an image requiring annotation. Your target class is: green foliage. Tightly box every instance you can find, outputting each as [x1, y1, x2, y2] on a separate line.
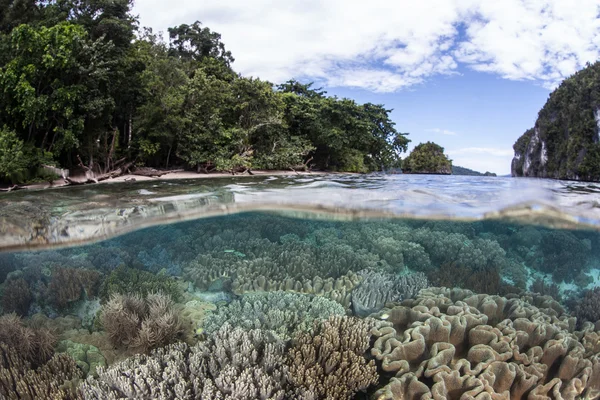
[0, 4, 410, 176]
[452, 165, 496, 177]
[99, 266, 181, 302]
[0, 127, 29, 182]
[402, 141, 452, 174]
[512, 62, 600, 181]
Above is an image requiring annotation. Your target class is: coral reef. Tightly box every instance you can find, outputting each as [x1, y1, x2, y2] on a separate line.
[530, 277, 562, 302]
[571, 287, 600, 328]
[0, 313, 57, 366]
[536, 230, 592, 283]
[100, 293, 182, 353]
[202, 291, 346, 340]
[351, 270, 429, 317]
[370, 287, 600, 399]
[99, 265, 181, 302]
[81, 324, 289, 399]
[0, 343, 82, 400]
[0, 252, 18, 284]
[287, 315, 380, 399]
[82, 317, 383, 400]
[427, 262, 516, 295]
[48, 267, 102, 309]
[1, 277, 32, 315]
[56, 340, 107, 378]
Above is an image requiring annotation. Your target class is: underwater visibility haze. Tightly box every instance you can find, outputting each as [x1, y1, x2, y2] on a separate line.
[1, 174, 600, 399]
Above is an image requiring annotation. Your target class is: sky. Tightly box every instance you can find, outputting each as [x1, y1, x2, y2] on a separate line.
[131, 0, 600, 175]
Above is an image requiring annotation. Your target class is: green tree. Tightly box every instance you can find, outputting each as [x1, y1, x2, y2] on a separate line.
[0, 126, 29, 182]
[402, 141, 452, 174]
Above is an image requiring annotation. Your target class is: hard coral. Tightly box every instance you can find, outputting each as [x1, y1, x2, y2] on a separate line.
[572, 287, 600, 328]
[351, 270, 428, 317]
[100, 292, 182, 353]
[0, 343, 82, 400]
[1, 277, 32, 315]
[0, 313, 57, 367]
[48, 266, 102, 309]
[81, 324, 288, 400]
[428, 262, 506, 295]
[202, 291, 345, 340]
[287, 315, 380, 399]
[99, 265, 181, 302]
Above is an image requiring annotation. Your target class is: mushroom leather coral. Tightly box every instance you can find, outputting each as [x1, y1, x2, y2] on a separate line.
[371, 287, 600, 400]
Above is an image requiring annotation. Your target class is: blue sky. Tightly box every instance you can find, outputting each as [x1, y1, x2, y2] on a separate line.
[132, 0, 600, 175]
[324, 69, 550, 174]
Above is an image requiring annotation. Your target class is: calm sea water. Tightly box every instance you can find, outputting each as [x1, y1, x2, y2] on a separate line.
[1, 174, 600, 399]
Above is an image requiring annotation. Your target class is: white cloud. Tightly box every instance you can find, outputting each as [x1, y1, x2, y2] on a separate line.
[447, 147, 515, 174]
[132, 0, 600, 92]
[427, 128, 458, 136]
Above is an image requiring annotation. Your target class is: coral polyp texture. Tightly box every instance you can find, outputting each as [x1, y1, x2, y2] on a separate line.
[370, 287, 600, 399]
[201, 291, 346, 339]
[100, 292, 182, 353]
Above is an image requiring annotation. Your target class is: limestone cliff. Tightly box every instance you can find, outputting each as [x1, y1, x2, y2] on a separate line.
[511, 62, 600, 181]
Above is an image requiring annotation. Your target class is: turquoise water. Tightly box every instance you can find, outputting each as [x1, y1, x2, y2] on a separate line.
[1, 174, 600, 399]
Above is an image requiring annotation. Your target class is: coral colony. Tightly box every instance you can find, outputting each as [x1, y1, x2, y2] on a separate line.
[0, 213, 600, 399]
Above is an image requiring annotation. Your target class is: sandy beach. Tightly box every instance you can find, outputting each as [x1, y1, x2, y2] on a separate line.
[16, 169, 328, 191]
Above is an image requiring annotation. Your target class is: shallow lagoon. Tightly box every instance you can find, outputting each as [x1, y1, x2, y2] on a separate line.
[1, 174, 600, 399]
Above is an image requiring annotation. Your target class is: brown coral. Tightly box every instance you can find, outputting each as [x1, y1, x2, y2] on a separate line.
[1, 277, 32, 316]
[371, 287, 599, 399]
[0, 313, 56, 367]
[428, 262, 517, 295]
[572, 287, 600, 329]
[0, 343, 81, 400]
[48, 267, 102, 309]
[100, 292, 182, 353]
[287, 315, 380, 399]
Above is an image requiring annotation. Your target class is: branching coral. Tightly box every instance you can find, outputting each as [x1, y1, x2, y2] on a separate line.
[1, 277, 32, 315]
[202, 291, 346, 340]
[48, 267, 102, 309]
[370, 287, 600, 399]
[536, 230, 592, 283]
[83, 317, 382, 400]
[100, 293, 182, 353]
[571, 287, 600, 329]
[427, 262, 517, 295]
[0, 313, 57, 367]
[0, 343, 82, 400]
[98, 265, 181, 302]
[351, 270, 428, 317]
[81, 324, 289, 400]
[287, 315, 380, 399]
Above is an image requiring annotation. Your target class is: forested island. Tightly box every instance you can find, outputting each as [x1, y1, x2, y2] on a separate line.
[401, 142, 452, 175]
[511, 61, 600, 182]
[0, 0, 411, 185]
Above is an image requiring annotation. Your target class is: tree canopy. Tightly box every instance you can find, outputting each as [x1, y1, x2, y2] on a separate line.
[402, 142, 452, 174]
[0, 1, 411, 183]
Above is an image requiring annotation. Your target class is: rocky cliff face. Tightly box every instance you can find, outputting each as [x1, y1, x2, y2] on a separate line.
[511, 62, 600, 182]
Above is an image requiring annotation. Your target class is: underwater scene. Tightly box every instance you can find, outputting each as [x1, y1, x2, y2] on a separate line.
[1, 176, 600, 399]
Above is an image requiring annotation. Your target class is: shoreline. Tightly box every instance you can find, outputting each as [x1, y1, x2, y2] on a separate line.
[9, 169, 335, 191]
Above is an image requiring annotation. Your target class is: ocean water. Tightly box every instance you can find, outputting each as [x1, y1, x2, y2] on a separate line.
[0, 174, 600, 399]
